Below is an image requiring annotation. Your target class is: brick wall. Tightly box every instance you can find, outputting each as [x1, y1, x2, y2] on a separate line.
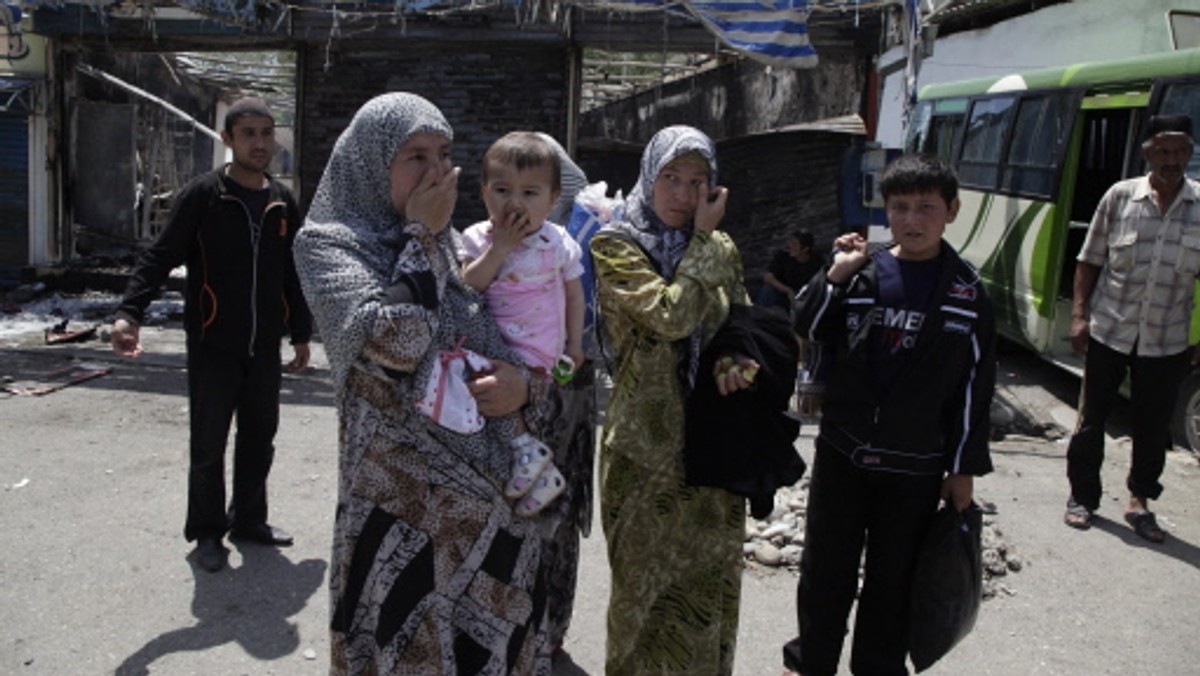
[578, 52, 865, 146]
[718, 130, 853, 291]
[297, 41, 573, 226]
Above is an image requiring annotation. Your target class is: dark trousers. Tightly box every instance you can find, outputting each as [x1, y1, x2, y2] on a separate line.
[783, 441, 941, 676]
[184, 341, 281, 542]
[1066, 338, 1189, 511]
[756, 284, 792, 312]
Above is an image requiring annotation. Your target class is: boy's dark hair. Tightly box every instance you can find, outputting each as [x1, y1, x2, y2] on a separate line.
[482, 131, 562, 191]
[790, 229, 815, 249]
[879, 153, 958, 205]
[223, 97, 274, 135]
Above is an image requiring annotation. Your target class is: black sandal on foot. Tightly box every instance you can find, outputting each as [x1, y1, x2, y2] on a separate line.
[1125, 511, 1166, 543]
[1064, 498, 1093, 530]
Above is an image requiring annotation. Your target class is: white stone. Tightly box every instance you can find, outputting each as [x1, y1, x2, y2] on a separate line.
[779, 544, 803, 564]
[754, 542, 783, 566]
[761, 522, 791, 540]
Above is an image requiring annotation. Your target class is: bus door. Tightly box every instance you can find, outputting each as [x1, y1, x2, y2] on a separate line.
[1050, 94, 1147, 369]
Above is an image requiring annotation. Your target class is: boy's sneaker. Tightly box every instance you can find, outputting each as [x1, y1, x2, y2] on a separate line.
[515, 464, 566, 518]
[505, 433, 553, 499]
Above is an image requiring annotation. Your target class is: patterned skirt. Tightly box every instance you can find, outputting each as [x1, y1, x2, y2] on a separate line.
[600, 445, 745, 675]
[329, 370, 552, 676]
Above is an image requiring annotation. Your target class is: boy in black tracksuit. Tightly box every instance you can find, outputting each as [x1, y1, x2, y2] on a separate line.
[782, 154, 995, 675]
[112, 98, 312, 573]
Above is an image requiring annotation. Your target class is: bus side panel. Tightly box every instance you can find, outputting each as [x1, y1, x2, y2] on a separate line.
[947, 189, 1061, 354]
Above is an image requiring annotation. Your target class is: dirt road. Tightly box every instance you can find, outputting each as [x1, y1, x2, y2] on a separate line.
[1, 326, 1198, 675]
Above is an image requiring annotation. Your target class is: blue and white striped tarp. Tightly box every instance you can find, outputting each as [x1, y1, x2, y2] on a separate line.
[578, 0, 818, 69]
[683, 1, 817, 68]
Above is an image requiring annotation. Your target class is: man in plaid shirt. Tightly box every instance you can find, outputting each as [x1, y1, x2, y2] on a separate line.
[1065, 114, 1200, 543]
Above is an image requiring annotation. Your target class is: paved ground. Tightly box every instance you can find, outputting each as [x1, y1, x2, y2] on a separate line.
[2, 324, 1199, 675]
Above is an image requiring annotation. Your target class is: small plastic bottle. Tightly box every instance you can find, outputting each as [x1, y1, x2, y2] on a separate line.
[551, 355, 575, 385]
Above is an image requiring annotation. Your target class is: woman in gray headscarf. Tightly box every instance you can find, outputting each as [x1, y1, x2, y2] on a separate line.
[294, 92, 555, 675]
[590, 125, 753, 674]
[534, 132, 588, 226]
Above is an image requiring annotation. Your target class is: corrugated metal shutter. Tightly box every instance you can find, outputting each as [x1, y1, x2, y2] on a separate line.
[0, 109, 29, 267]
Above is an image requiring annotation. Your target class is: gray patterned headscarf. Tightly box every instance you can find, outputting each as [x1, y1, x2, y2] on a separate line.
[604, 125, 718, 280]
[601, 125, 719, 389]
[535, 132, 589, 225]
[294, 92, 454, 390]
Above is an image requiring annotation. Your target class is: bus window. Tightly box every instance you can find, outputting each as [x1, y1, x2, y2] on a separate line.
[905, 101, 932, 153]
[1158, 81, 1200, 177]
[925, 113, 965, 162]
[1003, 93, 1073, 198]
[959, 96, 1017, 190]
[907, 98, 966, 161]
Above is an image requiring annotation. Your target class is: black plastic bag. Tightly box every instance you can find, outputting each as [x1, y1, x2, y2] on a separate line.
[909, 502, 983, 672]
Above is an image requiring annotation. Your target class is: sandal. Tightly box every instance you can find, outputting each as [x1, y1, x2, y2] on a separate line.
[1064, 497, 1093, 530]
[505, 434, 553, 499]
[1125, 511, 1166, 543]
[515, 464, 566, 517]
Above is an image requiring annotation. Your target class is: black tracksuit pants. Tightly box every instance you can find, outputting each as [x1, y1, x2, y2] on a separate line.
[184, 340, 281, 542]
[783, 440, 942, 676]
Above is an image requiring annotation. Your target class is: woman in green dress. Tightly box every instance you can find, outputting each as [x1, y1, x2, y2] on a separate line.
[590, 125, 753, 675]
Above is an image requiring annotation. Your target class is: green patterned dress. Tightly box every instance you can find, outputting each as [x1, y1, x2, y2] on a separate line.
[591, 228, 749, 675]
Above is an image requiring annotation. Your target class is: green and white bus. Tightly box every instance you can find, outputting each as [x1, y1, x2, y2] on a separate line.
[903, 47, 1200, 448]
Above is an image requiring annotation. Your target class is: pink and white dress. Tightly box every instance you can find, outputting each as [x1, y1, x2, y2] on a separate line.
[459, 221, 584, 372]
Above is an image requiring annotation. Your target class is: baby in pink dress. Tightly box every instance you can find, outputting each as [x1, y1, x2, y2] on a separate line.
[459, 131, 586, 517]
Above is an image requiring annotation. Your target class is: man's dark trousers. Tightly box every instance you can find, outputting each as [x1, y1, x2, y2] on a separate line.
[783, 440, 941, 676]
[1066, 338, 1190, 511]
[184, 340, 281, 542]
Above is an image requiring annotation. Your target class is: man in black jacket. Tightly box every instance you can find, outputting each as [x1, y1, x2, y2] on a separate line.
[111, 97, 312, 573]
[782, 154, 995, 675]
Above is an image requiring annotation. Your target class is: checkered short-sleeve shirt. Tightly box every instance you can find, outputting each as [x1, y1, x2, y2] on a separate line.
[1077, 175, 1200, 356]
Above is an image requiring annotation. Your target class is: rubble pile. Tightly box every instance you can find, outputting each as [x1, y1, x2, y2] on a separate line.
[744, 477, 1023, 600]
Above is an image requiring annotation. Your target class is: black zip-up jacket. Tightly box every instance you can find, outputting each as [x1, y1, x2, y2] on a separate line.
[793, 241, 995, 477]
[116, 166, 313, 356]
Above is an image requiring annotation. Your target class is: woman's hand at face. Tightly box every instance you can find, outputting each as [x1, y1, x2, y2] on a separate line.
[693, 185, 728, 234]
[406, 165, 461, 234]
[467, 359, 529, 417]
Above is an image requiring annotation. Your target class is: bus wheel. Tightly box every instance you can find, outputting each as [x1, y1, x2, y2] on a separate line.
[1171, 373, 1200, 452]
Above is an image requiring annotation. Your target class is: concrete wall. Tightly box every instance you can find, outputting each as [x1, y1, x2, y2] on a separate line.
[580, 51, 866, 145]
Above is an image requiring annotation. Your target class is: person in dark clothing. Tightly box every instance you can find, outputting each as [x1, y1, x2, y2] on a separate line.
[782, 154, 996, 676]
[110, 97, 312, 573]
[757, 229, 824, 312]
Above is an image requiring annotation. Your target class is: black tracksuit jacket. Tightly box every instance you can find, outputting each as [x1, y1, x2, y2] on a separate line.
[116, 167, 312, 356]
[793, 241, 995, 477]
